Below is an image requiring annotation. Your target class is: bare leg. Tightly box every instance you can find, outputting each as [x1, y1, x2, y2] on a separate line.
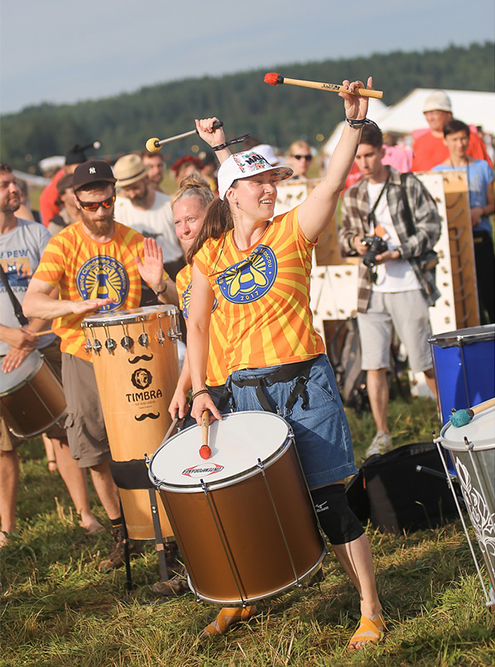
[366, 368, 389, 433]
[0, 449, 19, 545]
[423, 368, 438, 399]
[89, 462, 121, 522]
[51, 438, 103, 532]
[42, 434, 58, 472]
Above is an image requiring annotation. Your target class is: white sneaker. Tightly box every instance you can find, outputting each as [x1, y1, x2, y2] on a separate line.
[366, 431, 393, 458]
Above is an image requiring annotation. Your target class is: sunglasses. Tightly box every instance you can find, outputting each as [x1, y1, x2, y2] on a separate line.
[292, 154, 312, 161]
[76, 194, 115, 212]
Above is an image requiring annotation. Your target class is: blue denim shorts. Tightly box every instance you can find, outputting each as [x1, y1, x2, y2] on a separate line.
[229, 355, 357, 489]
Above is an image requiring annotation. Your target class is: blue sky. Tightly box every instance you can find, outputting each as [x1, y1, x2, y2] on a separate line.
[1, 0, 493, 114]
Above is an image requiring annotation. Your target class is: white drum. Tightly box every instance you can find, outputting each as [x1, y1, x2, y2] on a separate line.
[437, 405, 495, 607]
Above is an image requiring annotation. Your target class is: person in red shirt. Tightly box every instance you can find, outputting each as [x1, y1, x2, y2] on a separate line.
[412, 91, 492, 172]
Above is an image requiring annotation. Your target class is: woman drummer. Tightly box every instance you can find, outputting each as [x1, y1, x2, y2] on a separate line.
[186, 79, 385, 650]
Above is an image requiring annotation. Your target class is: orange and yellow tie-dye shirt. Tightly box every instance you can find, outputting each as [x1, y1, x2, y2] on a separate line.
[33, 221, 151, 360]
[193, 206, 325, 373]
[176, 263, 228, 387]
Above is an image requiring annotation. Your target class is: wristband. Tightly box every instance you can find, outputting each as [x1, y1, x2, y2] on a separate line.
[154, 284, 168, 296]
[211, 134, 251, 152]
[191, 388, 209, 401]
[345, 117, 379, 130]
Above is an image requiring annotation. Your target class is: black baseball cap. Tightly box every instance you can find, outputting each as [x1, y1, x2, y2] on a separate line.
[72, 160, 116, 192]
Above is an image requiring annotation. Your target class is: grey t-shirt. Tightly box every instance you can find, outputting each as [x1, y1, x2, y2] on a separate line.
[0, 219, 57, 355]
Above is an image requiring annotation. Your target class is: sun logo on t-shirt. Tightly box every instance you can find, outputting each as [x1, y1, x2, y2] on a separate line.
[76, 256, 129, 310]
[217, 245, 277, 304]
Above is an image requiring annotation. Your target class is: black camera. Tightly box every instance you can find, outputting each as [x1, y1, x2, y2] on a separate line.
[362, 235, 388, 268]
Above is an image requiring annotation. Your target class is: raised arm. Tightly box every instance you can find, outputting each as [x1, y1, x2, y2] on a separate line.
[298, 77, 372, 242]
[195, 118, 232, 165]
[186, 263, 222, 424]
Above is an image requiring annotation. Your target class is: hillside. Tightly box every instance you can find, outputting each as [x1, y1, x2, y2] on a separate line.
[1, 41, 493, 172]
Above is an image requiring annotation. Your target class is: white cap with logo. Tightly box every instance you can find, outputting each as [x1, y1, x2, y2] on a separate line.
[217, 150, 293, 200]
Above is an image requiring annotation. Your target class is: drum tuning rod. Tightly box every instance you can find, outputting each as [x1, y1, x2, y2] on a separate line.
[200, 410, 212, 459]
[450, 397, 495, 427]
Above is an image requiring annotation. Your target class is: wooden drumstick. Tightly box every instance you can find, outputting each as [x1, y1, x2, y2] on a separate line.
[200, 410, 211, 459]
[450, 397, 495, 427]
[32, 330, 54, 337]
[146, 120, 224, 153]
[264, 72, 383, 99]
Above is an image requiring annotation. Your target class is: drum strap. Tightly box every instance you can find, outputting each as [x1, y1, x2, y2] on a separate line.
[0, 264, 29, 326]
[231, 357, 316, 413]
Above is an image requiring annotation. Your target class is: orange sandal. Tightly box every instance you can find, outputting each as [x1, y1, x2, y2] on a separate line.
[348, 614, 386, 650]
[202, 605, 257, 637]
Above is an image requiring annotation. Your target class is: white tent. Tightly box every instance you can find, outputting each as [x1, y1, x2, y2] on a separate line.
[323, 88, 495, 156]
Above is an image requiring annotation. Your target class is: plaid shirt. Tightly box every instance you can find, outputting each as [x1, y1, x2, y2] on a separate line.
[339, 166, 441, 312]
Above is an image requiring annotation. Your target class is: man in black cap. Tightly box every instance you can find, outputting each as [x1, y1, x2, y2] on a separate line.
[39, 142, 100, 226]
[24, 160, 178, 570]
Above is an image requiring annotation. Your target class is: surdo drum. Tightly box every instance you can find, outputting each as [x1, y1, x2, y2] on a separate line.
[82, 305, 180, 540]
[0, 349, 66, 438]
[436, 405, 495, 608]
[149, 411, 327, 605]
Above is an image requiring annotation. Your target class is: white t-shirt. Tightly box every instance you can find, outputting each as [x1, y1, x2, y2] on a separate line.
[115, 191, 183, 263]
[367, 181, 420, 293]
[0, 219, 57, 356]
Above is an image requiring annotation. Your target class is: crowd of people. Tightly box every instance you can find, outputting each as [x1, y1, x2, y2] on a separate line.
[0, 85, 493, 648]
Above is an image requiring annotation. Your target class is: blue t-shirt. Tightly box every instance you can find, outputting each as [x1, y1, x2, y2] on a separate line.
[0, 219, 57, 356]
[433, 159, 494, 236]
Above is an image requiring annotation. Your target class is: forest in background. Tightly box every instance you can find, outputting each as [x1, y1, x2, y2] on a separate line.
[1, 41, 493, 173]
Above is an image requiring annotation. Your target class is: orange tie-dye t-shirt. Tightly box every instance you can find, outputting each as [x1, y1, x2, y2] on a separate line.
[193, 206, 325, 373]
[176, 263, 228, 386]
[33, 221, 151, 360]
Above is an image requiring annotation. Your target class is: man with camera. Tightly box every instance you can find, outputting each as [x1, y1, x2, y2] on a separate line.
[339, 123, 441, 457]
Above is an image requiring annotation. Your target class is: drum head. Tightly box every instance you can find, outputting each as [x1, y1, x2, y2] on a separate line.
[440, 405, 495, 452]
[150, 411, 290, 491]
[82, 304, 177, 328]
[0, 350, 42, 396]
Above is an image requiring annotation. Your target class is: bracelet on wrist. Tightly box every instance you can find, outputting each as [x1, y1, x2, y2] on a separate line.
[191, 388, 209, 401]
[154, 284, 168, 296]
[211, 133, 251, 152]
[345, 117, 379, 130]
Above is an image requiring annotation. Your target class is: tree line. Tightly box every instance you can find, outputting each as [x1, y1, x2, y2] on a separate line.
[1, 41, 493, 173]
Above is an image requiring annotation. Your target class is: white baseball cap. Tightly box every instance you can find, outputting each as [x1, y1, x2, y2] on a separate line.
[218, 150, 293, 200]
[423, 90, 452, 114]
[251, 144, 281, 166]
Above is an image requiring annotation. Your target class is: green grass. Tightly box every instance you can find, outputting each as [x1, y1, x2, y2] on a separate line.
[1, 397, 494, 667]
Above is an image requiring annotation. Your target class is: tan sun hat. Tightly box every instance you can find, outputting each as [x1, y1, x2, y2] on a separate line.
[113, 154, 148, 187]
[423, 90, 452, 114]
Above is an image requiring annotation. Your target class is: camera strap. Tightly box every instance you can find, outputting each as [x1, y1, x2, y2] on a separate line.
[367, 172, 390, 230]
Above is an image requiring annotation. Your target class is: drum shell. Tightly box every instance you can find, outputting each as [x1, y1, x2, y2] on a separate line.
[439, 409, 495, 590]
[429, 324, 495, 425]
[83, 307, 179, 540]
[0, 352, 66, 438]
[157, 437, 326, 605]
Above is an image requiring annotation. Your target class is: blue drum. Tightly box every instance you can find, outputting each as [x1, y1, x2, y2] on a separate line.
[429, 324, 495, 425]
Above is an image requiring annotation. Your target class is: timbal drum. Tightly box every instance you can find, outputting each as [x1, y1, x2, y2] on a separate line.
[0, 349, 66, 438]
[82, 305, 180, 540]
[149, 410, 327, 605]
[436, 404, 495, 608]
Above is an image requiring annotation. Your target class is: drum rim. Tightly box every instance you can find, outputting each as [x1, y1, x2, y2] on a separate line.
[428, 324, 495, 347]
[0, 350, 44, 397]
[81, 304, 178, 327]
[149, 410, 292, 493]
[439, 410, 495, 451]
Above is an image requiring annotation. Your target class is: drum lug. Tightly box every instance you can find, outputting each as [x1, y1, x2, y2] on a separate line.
[84, 338, 93, 354]
[120, 335, 134, 351]
[156, 329, 166, 346]
[168, 327, 181, 342]
[105, 338, 117, 353]
[92, 338, 102, 354]
[138, 333, 150, 348]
